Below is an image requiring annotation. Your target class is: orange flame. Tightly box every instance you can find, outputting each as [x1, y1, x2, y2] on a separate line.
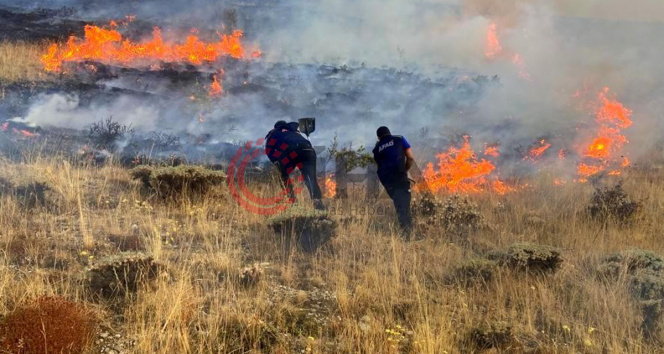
[209, 73, 223, 97]
[324, 176, 336, 198]
[554, 178, 567, 186]
[484, 145, 500, 157]
[577, 88, 633, 180]
[423, 136, 511, 194]
[485, 23, 503, 59]
[42, 22, 253, 72]
[511, 53, 532, 80]
[525, 139, 552, 161]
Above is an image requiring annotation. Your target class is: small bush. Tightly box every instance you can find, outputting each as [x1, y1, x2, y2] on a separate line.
[87, 253, 166, 299]
[239, 263, 264, 287]
[600, 249, 664, 277]
[412, 195, 489, 236]
[447, 258, 499, 286]
[631, 273, 664, 301]
[88, 116, 133, 151]
[129, 165, 154, 188]
[268, 208, 337, 252]
[468, 321, 513, 350]
[587, 183, 641, 224]
[0, 296, 98, 354]
[14, 181, 49, 209]
[491, 243, 563, 273]
[129, 165, 226, 200]
[641, 300, 664, 343]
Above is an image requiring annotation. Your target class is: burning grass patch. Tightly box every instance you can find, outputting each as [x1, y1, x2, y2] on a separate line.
[0, 296, 98, 354]
[86, 252, 167, 299]
[268, 208, 337, 252]
[130, 164, 226, 200]
[587, 182, 641, 224]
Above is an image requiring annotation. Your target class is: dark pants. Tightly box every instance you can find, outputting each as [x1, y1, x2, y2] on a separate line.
[386, 187, 412, 238]
[278, 148, 324, 210]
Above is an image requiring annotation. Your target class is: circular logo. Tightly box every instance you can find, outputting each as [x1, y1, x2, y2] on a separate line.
[227, 137, 305, 215]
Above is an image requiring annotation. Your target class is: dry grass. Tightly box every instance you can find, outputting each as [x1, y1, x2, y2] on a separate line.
[1, 154, 664, 353]
[0, 41, 51, 84]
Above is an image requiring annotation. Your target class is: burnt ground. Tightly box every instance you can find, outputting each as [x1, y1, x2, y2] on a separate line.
[0, 7, 87, 41]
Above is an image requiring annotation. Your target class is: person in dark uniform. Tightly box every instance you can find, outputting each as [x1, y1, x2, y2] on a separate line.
[266, 120, 325, 210]
[372, 126, 415, 237]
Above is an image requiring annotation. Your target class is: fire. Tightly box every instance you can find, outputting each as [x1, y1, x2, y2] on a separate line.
[577, 87, 633, 180]
[209, 73, 223, 97]
[324, 176, 336, 198]
[525, 139, 552, 160]
[558, 149, 566, 160]
[42, 22, 254, 72]
[554, 178, 567, 186]
[423, 135, 510, 194]
[485, 23, 503, 59]
[484, 145, 499, 157]
[511, 53, 531, 80]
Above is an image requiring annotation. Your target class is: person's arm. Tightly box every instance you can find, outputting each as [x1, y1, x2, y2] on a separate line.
[404, 148, 415, 171]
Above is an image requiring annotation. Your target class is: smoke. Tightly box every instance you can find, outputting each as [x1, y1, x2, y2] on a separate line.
[6, 0, 664, 167]
[20, 94, 161, 131]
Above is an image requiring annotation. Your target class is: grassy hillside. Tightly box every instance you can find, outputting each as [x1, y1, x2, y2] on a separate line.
[0, 153, 663, 352]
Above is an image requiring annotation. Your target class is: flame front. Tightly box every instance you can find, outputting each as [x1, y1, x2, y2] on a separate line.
[42, 23, 252, 72]
[525, 139, 552, 160]
[577, 87, 633, 181]
[423, 136, 511, 194]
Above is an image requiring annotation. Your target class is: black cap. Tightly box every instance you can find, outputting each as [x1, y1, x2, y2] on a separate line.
[377, 126, 391, 138]
[274, 120, 287, 128]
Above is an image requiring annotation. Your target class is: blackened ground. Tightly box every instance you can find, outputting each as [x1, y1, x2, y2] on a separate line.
[0, 7, 86, 41]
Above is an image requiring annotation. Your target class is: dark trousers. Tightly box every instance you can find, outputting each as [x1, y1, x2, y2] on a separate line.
[278, 148, 324, 209]
[386, 187, 412, 237]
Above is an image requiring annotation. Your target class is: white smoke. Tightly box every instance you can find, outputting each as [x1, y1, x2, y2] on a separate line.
[20, 94, 161, 131]
[8, 0, 664, 164]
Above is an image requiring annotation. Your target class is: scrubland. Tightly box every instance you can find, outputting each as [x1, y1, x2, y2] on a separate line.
[0, 146, 663, 353]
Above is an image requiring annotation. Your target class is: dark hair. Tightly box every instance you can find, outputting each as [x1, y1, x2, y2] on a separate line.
[274, 120, 287, 128]
[377, 126, 391, 138]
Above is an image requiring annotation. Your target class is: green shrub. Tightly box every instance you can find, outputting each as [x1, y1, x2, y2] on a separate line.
[491, 243, 563, 273]
[129, 165, 154, 188]
[0, 296, 98, 354]
[641, 300, 664, 343]
[130, 165, 226, 200]
[600, 249, 664, 277]
[412, 195, 489, 236]
[268, 208, 337, 252]
[87, 253, 166, 299]
[587, 183, 641, 224]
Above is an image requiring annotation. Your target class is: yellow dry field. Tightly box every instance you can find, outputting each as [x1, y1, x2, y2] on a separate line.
[1, 151, 664, 353]
[0, 41, 51, 84]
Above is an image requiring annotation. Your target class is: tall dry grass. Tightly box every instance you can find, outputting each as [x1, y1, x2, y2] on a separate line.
[0, 152, 663, 352]
[0, 41, 51, 84]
